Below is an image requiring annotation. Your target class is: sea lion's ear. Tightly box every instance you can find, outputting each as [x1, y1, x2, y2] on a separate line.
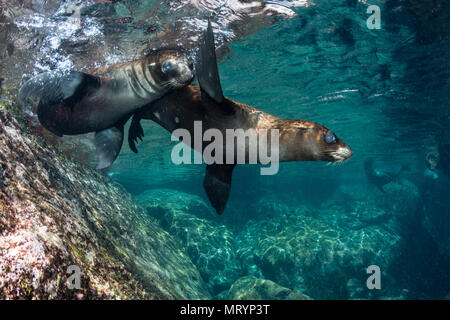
[196, 19, 226, 105]
[203, 164, 235, 215]
[94, 125, 124, 170]
[19, 70, 100, 106]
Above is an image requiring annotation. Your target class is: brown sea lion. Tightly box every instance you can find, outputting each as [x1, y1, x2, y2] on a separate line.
[129, 21, 353, 214]
[19, 49, 194, 169]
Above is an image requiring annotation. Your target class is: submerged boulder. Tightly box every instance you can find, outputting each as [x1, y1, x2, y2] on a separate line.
[0, 105, 211, 299]
[228, 276, 311, 300]
[135, 189, 242, 295]
[236, 201, 403, 299]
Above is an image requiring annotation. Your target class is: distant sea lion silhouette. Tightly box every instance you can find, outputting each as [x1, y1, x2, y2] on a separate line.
[128, 21, 353, 214]
[19, 50, 194, 169]
[364, 157, 409, 192]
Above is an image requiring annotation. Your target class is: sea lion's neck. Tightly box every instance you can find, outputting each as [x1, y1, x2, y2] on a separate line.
[123, 58, 165, 100]
[142, 86, 322, 163]
[103, 58, 166, 113]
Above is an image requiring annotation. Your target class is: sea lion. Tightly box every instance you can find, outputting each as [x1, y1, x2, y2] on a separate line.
[19, 49, 194, 169]
[128, 21, 353, 214]
[364, 157, 410, 192]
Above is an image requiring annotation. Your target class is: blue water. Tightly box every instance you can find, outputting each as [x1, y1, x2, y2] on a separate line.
[3, 0, 449, 299]
[114, 1, 450, 299]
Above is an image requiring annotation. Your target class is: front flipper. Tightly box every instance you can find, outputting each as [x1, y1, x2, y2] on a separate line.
[197, 20, 223, 104]
[19, 70, 100, 107]
[196, 20, 234, 114]
[94, 125, 124, 170]
[203, 164, 235, 215]
[128, 114, 145, 153]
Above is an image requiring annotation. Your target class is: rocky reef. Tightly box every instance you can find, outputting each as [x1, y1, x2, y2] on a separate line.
[0, 103, 211, 299]
[128, 172, 444, 299]
[235, 201, 404, 299]
[228, 276, 311, 300]
[135, 189, 242, 296]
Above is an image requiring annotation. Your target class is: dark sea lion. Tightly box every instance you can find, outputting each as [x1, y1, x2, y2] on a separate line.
[364, 157, 409, 192]
[19, 49, 194, 169]
[128, 21, 353, 214]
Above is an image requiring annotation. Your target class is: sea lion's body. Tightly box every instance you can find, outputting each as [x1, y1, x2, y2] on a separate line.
[20, 50, 193, 136]
[128, 21, 353, 214]
[133, 85, 349, 164]
[42, 58, 165, 135]
[19, 49, 194, 168]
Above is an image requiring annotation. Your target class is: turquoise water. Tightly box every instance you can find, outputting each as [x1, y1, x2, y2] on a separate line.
[2, 0, 449, 299]
[113, 2, 449, 299]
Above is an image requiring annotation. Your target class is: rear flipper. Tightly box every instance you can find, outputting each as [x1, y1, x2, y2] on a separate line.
[203, 164, 235, 215]
[94, 125, 124, 170]
[19, 70, 99, 106]
[128, 114, 145, 153]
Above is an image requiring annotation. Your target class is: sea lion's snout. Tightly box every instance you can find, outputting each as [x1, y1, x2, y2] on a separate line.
[330, 145, 353, 162]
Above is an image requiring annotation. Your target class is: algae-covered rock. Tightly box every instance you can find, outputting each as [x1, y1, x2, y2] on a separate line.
[236, 201, 403, 299]
[135, 189, 242, 295]
[228, 276, 311, 300]
[135, 188, 216, 220]
[0, 105, 211, 299]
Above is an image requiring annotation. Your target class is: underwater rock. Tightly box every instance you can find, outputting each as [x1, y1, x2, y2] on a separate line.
[134, 188, 216, 220]
[323, 179, 420, 230]
[0, 105, 210, 299]
[419, 175, 450, 266]
[236, 201, 403, 299]
[228, 276, 311, 300]
[375, 180, 420, 218]
[135, 189, 242, 295]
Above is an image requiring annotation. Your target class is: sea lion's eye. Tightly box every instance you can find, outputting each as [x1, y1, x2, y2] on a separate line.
[325, 131, 336, 144]
[161, 60, 173, 73]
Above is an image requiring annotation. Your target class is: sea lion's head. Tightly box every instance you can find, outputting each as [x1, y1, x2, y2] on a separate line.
[147, 50, 194, 89]
[282, 120, 353, 163]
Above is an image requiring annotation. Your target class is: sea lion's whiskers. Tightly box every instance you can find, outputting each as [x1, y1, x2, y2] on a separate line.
[159, 79, 175, 88]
